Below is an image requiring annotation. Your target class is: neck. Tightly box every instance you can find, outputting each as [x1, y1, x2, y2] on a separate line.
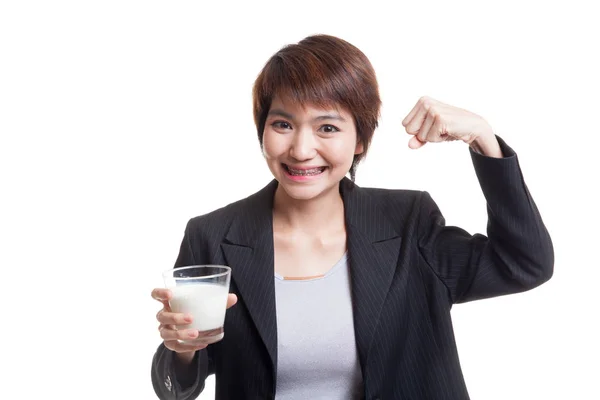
[273, 183, 345, 234]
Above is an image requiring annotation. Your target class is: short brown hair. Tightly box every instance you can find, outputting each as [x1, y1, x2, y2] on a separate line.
[252, 34, 381, 181]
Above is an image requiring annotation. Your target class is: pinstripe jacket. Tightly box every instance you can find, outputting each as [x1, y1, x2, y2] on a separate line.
[151, 137, 554, 400]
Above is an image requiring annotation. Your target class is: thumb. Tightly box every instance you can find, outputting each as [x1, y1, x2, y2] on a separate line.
[409, 136, 426, 149]
[226, 293, 238, 309]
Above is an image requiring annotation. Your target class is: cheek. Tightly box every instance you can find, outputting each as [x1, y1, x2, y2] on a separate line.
[328, 140, 358, 166]
[261, 130, 282, 159]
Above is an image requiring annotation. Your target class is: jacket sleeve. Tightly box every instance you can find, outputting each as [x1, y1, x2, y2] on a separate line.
[151, 344, 212, 399]
[151, 219, 214, 399]
[417, 136, 554, 304]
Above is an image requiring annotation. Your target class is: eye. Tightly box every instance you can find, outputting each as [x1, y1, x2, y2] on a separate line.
[271, 121, 292, 130]
[319, 124, 340, 134]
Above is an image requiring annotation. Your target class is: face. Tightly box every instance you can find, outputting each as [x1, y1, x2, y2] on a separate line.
[262, 96, 364, 201]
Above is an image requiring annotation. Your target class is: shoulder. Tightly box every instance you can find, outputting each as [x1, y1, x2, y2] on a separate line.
[357, 185, 427, 212]
[351, 186, 442, 237]
[353, 185, 442, 228]
[184, 196, 251, 238]
[183, 180, 276, 239]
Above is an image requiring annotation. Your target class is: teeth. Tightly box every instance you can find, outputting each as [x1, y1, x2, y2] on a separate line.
[287, 166, 324, 176]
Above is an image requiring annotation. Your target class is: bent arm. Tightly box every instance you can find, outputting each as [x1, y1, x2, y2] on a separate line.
[418, 136, 554, 304]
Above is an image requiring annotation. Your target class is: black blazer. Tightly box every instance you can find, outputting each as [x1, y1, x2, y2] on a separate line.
[151, 137, 553, 400]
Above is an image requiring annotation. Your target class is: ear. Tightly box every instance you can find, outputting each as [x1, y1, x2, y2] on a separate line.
[261, 143, 268, 158]
[354, 140, 364, 155]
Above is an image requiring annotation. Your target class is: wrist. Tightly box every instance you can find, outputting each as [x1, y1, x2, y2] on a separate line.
[172, 349, 200, 389]
[174, 350, 197, 367]
[470, 128, 503, 158]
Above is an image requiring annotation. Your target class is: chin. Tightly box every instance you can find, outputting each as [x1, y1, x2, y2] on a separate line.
[277, 180, 340, 202]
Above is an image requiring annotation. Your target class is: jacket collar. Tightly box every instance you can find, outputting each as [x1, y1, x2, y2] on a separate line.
[224, 178, 399, 244]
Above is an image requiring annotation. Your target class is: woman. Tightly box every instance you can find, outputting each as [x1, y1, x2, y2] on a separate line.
[151, 34, 553, 400]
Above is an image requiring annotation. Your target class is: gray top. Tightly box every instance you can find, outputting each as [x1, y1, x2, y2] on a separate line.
[274, 253, 363, 400]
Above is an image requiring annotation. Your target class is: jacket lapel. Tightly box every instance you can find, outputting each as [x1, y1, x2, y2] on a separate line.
[219, 178, 402, 380]
[221, 180, 279, 373]
[340, 178, 402, 371]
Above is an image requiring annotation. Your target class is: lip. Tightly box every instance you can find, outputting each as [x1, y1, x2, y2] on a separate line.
[282, 164, 326, 170]
[281, 163, 327, 182]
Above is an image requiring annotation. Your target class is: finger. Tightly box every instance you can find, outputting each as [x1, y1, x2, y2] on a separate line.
[402, 96, 432, 127]
[151, 288, 172, 302]
[158, 323, 176, 332]
[157, 310, 193, 325]
[401, 101, 421, 127]
[408, 135, 426, 149]
[417, 112, 435, 143]
[160, 326, 200, 341]
[152, 289, 173, 313]
[429, 115, 449, 142]
[155, 300, 171, 313]
[226, 293, 238, 309]
[403, 105, 428, 135]
[164, 340, 208, 353]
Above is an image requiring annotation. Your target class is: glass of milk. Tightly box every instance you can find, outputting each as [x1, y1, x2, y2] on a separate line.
[162, 265, 231, 345]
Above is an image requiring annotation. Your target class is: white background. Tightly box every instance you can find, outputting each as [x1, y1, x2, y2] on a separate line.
[1, 1, 598, 399]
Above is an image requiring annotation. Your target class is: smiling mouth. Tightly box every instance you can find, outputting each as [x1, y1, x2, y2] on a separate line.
[282, 164, 327, 176]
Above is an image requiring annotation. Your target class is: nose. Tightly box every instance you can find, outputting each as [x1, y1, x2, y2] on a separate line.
[289, 128, 318, 161]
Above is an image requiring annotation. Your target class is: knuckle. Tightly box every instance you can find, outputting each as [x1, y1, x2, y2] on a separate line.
[177, 329, 189, 340]
[159, 327, 168, 340]
[406, 123, 419, 134]
[420, 96, 431, 109]
[165, 327, 179, 339]
[162, 311, 176, 324]
[157, 309, 171, 324]
[152, 288, 165, 300]
[164, 341, 178, 352]
[175, 313, 186, 325]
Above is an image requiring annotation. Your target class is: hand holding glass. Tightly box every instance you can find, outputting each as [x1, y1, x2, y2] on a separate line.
[162, 265, 232, 345]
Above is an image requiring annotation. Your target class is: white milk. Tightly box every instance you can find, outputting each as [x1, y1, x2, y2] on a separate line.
[169, 283, 229, 331]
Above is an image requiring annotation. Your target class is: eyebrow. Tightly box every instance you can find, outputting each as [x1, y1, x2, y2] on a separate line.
[267, 108, 347, 122]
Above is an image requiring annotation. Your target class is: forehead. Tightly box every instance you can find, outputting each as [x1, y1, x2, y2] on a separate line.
[269, 95, 350, 118]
